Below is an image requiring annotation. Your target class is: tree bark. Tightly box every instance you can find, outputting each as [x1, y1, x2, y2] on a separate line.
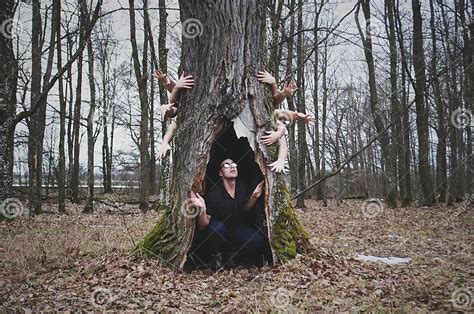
[429, 0, 447, 203]
[356, 0, 397, 208]
[412, 0, 435, 205]
[157, 0, 171, 208]
[285, 0, 298, 195]
[295, 0, 306, 208]
[134, 0, 312, 270]
[129, 0, 150, 212]
[71, 0, 88, 203]
[0, 0, 17, 203]
[84, 26, 97, 213]
[55, 0, 66, 213]
[28, 0, 44, 214]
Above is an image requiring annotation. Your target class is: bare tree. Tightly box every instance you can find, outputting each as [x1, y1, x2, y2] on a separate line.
[129, 0, 150, 212]
[133, 1, 311, 270]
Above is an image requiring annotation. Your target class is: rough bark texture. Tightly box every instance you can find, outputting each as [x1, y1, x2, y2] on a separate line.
[28, 0, 44, 214]
[412, 0, 435, 205]
[296, 0, 307, 208]
[357, 0, 397, 208]
[157, 0, 171, 208]
[133, 0, 312, 270]
[129, 0, 150, 212]
[0, 0, 17, 203]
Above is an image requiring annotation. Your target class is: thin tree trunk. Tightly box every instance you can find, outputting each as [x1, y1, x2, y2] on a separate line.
[321, 41, 328, 207]
[412, 0, 435, 205]
[386, 0, 403, 204]
[285, 0, 298, 195]
[429, 0, 447, 203]
[312, 0, 322, 201]
[460, 0, 473, 196]
[84, 27, 96, 213]
[71, 0, 88, 203]
[157, 0, 170, 208]
[56, 0, 66, 213]
[356, 0, 397, 208]
[295, 0, 306, 208]
[129, 0, 150, 212]
[28, 0, 44, 214]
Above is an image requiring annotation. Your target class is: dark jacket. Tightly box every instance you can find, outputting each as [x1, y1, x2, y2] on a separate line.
[204, 177, 252, 229]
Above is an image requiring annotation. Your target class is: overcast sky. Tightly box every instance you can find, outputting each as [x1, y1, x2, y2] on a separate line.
[12, 0, 408, 177]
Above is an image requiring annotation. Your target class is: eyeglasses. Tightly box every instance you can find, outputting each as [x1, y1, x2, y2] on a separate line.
[221, 162, 237, 169]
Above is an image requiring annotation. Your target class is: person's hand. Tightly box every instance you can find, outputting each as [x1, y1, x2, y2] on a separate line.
[160, 104, 177, 120]
[156, 143, 171, 159]
[295, 112, 315, 124]
[282, 81, 298, 97]
[251, 181, 264, 199]
[268, 159, 285, 173]
[261, 130, 282, 146]
[257, 70, 276, 85]
[189, 191, 206, 209]
[175, 73, 194, 90]
[153, 68, 168, 82]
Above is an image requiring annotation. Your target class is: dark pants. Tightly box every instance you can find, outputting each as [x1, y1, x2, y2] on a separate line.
[191, 220, 266, 265]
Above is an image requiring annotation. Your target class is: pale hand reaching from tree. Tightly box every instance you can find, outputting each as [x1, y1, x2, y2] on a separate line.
[295, 112, 315, 124]
[268, 137, 288, 173]
[257, 70, 298, 107]
[169, 73, 194, 103]
[282, 81, 298, 98]
[160, 103, 177, 120]
[276, 109, 315, 125]
[156, 122, 176, 160]
[268, 159, 285, 172]
[174, 73, 194, 89]
[256, 70, 276, 85]
[156, 143, 171, 160]
[261, 121, 286, 146]
[153, 68, 175, 93]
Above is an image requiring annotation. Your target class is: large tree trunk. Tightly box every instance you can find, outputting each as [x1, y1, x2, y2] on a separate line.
[133, 0, 312, 270]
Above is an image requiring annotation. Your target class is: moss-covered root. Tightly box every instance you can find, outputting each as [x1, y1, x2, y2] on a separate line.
[132, 213, 170, 258]
[271, 185, 313, 263]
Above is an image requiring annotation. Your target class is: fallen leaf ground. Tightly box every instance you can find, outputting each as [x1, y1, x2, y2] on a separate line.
[1, 198, 472, 311]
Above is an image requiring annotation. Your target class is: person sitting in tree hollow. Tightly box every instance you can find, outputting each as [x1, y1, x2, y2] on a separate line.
[187, 158, 267, 271]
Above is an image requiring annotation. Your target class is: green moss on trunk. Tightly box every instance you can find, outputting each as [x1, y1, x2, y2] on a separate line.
[132, 212, 171, 258]
[271, 184, 311, 262]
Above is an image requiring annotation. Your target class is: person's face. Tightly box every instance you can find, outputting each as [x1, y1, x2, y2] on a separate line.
[219, 159, 238, 179]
